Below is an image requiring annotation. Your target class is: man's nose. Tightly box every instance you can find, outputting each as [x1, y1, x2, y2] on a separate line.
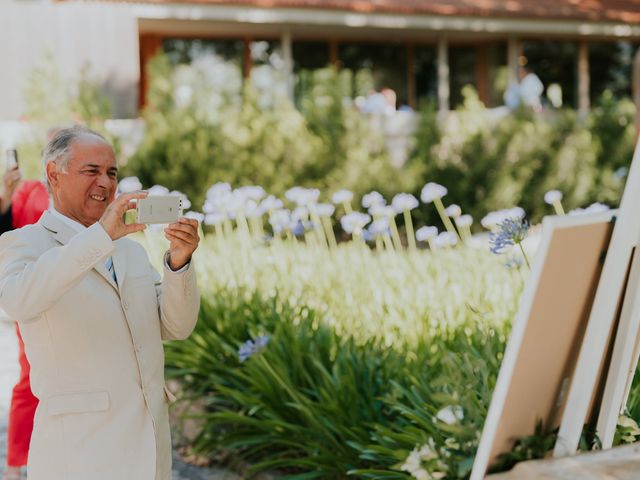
[96, 172, 112, 188]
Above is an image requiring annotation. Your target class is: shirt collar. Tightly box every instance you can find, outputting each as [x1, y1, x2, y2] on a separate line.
[49, 206, 87, 233]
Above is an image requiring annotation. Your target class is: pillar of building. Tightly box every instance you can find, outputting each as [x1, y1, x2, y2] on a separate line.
[507, 36, 520, 87]
[138, 33, 163, 109]
[281, 29, 294, 101]
[476, 44, 490, 106]
[578, 40, 590, 115]
[243, 37, 253, 79]
[407, 43, 416, 109]
[437, 37, 450, 113]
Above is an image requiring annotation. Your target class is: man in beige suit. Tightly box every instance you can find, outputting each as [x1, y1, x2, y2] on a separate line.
[0, 126, 200, 480]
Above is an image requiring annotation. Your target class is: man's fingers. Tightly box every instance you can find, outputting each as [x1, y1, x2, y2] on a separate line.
[164, 228, 194, 244]
[125, 223, 147, 235]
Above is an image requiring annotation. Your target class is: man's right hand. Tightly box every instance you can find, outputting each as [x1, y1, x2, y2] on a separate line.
[99, 191, 148, 240]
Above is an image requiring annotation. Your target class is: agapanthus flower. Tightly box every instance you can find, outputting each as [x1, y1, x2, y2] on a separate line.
[489, 217, 529, 254]
[367, 218, 390, 238]
[118, 176, 142, 193]
[238, 335, 270, 362]
[369, 205, 396, 218]
[314, 203, 335, 218]
[170, 190, 191, 210]
[420, 182, 448, 203]
[445, 204, 462, 218]
[269, 209, 291, 234]
[292, 206, 309, 222]
[184, 211, 204, 223]
[340, 212, 371, 234]
[236, 185, 266, 201]
[544, 190, 563, 205]
[260, 195, 283, 212]
[569, 202, 610, 215]
[206, 182, 232, 200]
[331, 189, 353, 204]
[244, 200, 264, 219]
[204, 211, 225, 226]
[433, 231, 458, 248]
[392, 193, 419, 212]
[481, 207, 525, 230]
[454, 214, 473, 228]
[361, 191, 385, 209]
[148, 185, 170, 196]
[285, 187, 320, 206]
[416, 226, 438, 242]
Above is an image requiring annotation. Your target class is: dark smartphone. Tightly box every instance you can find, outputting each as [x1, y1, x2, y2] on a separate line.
[6, 149, 18, 170]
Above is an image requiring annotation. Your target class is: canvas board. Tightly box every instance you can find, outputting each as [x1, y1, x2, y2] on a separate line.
[470, 210, 615, 480]
[554, 138, 640, 457]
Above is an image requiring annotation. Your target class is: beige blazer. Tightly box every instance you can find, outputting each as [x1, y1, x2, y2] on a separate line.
[0, 211, 200, 480]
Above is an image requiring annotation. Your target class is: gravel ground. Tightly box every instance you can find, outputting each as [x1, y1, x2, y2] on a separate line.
[0, 317, 241, 480]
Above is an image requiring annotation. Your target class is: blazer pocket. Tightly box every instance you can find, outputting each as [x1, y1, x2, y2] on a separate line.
[47, 390, 110, 416]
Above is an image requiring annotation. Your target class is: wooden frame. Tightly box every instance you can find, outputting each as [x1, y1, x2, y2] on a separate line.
[554, 138, 640, 458]
[471, 210, 616, 480]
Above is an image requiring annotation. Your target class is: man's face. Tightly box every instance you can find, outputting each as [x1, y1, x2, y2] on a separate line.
[48, 137, 117, 227]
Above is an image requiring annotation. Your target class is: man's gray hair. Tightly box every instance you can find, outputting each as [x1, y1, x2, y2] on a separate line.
[42, 126, 109, 188]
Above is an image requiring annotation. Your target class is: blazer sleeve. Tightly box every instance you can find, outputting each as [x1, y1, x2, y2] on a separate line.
[0, 223, 114, 321]
[140, 248, 199, 341]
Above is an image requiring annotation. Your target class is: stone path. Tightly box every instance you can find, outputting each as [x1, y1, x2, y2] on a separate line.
[0, 317, 241, 480]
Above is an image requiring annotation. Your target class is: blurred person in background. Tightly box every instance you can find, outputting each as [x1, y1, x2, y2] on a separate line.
[1, 151, 49, 480]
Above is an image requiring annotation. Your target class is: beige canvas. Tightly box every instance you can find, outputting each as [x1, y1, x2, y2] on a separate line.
[471, 212, 615, 479]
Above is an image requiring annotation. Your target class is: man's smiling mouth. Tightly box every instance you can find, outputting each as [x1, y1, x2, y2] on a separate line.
[90, 194, 106, 201]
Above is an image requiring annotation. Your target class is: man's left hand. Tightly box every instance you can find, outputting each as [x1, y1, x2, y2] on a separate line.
[165, 218, 200, 270]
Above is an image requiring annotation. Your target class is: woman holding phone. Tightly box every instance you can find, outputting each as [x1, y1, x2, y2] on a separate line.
[1, 150, 49, 480]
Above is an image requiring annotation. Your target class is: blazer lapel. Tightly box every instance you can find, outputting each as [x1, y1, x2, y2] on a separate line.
[40, 212, 119, 292]
[111, 241, 127, 290]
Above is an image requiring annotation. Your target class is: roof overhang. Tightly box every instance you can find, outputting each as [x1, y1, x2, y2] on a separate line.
[132, 3, 640, 40]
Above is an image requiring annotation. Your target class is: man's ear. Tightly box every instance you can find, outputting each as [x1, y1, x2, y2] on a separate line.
[45, 162, 60, 188]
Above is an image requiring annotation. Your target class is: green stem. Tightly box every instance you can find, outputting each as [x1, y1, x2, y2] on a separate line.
[403, 210, 416, 250]
[518, 242, 531, 270]
[434, 198, 461, 241]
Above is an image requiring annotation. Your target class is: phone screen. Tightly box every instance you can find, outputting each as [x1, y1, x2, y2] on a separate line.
[6, 149, 18, 170]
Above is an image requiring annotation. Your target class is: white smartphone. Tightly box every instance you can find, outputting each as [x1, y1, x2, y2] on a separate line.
[6, 149, 18, 170]
[136, 195, 183, 224]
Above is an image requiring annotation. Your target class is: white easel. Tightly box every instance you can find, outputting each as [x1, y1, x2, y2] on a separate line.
[554, 138, 640, 457]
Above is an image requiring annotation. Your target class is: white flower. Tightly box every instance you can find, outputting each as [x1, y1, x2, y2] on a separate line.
[148, 185, 170, 196]
[292, 206, 309, 222]
[204, 211, 225, 226]
[269, 209, 291, 234]
[170, 190, 191, 210]
[445, 204, 462, 218]
[286, 187, 320, 206]
[420, 182, 448, 203]
[340, 212, 371, 234]
[236, 185, 266, 201]
[416, 226, 438, 242]
[184, 211, 204, 223]
[369, 205, 396, 218]
[331, 189, 353, 204]
[367, 218, 390, 237]
[586, 202, 609, 213]
[361, 191, 386, 209]
[569, 202, 610, 216]
[314, 203, 335, 218]
[392, 193, 419, 212]
[433, 232, 458, 248]
[260, 195, 283, 212]
[118, 176, 142, 193]
[481, 207, 525, 229]
[244, 200, 264, 219]
[435, 405, 464, 425]
[206, 182, 232, 200]
[544, 189, 563, 205]
[455, 214, 473, 228]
